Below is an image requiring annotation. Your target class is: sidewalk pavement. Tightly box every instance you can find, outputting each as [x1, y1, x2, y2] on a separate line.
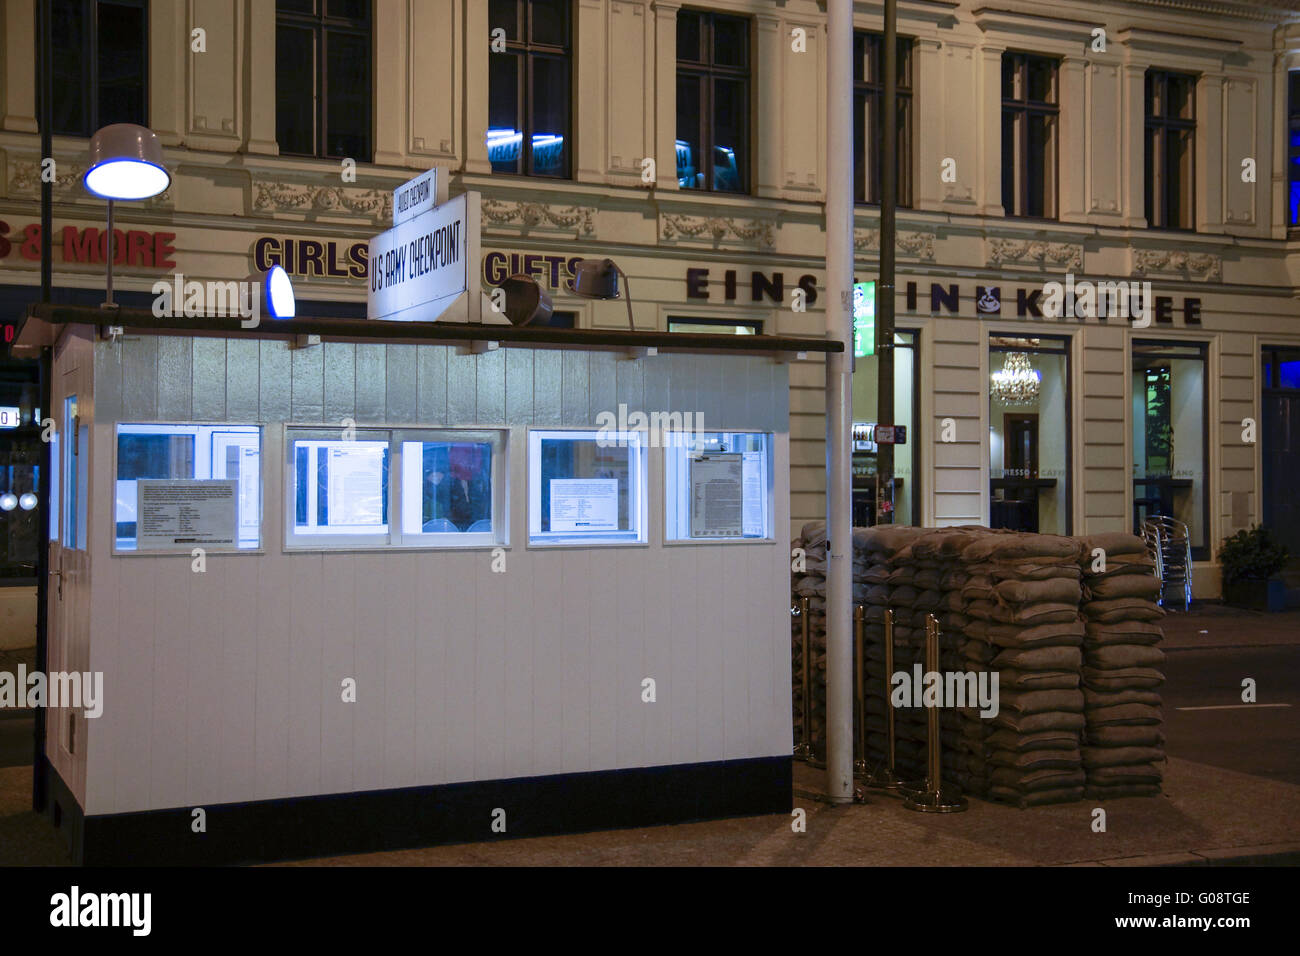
[1, 754, 1295, 866]
[1160, 605, 1300, 651]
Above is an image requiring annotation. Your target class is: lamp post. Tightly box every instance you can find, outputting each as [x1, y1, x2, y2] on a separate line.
[83, 124, 171, 308]
[569, 258, 636, 331]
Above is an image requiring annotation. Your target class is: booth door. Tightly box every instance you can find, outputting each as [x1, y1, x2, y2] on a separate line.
[46, 332, 92, 773]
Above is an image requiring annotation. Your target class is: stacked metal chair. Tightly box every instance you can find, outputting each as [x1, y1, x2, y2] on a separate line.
[1140, 516, 1193, 612]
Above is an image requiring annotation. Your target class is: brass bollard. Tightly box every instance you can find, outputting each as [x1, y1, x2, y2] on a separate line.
[792, 597, 813, 761]
[903, 613, 968, 813]
[866, 608, 902, 790]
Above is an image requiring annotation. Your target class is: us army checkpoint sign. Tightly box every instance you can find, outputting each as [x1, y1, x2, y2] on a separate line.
[367, 192, 469, 323]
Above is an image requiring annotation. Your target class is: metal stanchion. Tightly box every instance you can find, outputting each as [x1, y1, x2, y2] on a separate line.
[903, 613, 967, 813]
[866, 607, 901, 790]
[853, 605, 866, 778]
[792, 597, 813, 762]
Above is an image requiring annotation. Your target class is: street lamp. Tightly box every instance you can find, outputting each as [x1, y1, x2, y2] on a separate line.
[569, 258, 635, 331]
[83, 123, 171, 308]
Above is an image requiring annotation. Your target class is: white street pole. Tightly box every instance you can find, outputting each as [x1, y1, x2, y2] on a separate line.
[824, 0, 855, 804]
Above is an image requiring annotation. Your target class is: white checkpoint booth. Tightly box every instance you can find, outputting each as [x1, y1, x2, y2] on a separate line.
[15, 299, 835, 864]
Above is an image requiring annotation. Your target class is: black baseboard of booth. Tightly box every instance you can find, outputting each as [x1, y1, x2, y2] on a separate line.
[43, 756, 792, 866]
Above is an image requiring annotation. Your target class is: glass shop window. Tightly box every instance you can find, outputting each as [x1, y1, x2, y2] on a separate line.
[528, 429, 646, 545]
[115, 424, 263, 551]
[664, 431, 773, 541]
[988, 335, 1072, 535]
[1132, 341, 1209, 558]
[398, 430, 507, 545]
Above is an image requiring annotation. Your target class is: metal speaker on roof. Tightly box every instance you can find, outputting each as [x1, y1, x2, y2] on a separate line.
[499, 274, 553, 327]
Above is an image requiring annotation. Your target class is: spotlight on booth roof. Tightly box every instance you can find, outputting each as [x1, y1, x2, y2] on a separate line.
[570, 258, 636, 332]
[149, 268, 295, 330]
[83, 124, 171, 200]
[498, 273, 553, 326]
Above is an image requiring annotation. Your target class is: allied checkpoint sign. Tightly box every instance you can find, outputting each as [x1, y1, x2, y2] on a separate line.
[367, 190, 469, 323]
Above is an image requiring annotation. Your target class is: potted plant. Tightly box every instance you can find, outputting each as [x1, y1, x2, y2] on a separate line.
[1217, 525, 1289, 610]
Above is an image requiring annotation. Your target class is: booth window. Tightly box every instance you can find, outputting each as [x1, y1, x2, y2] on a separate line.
[988, 335, 1071, 535]
[276, 0, 373, 160]
[854, 31, 913, 207]
[1001, 52, 1059, 219]
[665, 432, 773, 541]
[528, 430, 646, 545]
[287, 428, 507, 549]
[676, 9, 750, 193]
[1145, 70, 1197, 230]
[41, 0, 148, 137]
[115, 425, 262, 551]
[488, 0, 572, 178]
[1132, 341, 1209, 558]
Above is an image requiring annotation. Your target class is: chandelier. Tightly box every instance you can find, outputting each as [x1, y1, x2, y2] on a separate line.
[991, 352, 1041, 405]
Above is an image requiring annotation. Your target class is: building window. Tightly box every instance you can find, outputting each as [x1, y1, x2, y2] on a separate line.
[853, 32, 913, 207]
[1288, 72, 1300, 227]
[276, 0, 373, 160]
[668, 318, 761, 335]
[851, 330, 920, 527]
[1132, 341, 1208, 558]
[989, 335, 1071, 535]
[115, 424, 262, 551]
[676, 9, 750, 193]
[286, 428, 507, 549]
[42, 0, 148, 137]
[528, 429, 647, 545]
[487, 0, 573, 178]
[1001, 53, 1059, 219]
[0, 368, 41, 584]
[664, 431, 773, 540]
[1145, 70, 1196, 230]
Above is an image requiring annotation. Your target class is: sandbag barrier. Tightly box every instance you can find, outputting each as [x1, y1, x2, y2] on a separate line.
[790, 523, 1166, 807]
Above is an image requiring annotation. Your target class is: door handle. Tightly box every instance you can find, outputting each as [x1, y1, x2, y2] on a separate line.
[51, 557, 63, 600]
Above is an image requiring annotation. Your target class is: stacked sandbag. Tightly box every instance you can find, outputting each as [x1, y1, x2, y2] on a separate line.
[791, 521, 828, 756]
[1078, 533, 1167, 798]
[955, 532, 1087, 807]
[859, 525, 930, 779]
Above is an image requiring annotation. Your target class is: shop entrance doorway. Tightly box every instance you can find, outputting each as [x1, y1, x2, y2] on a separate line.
[1262, 347, 1300, 555]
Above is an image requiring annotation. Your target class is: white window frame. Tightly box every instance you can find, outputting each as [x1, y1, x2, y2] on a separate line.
[663, 429, 775, 543]
[285, 426, 510, 551]
[527, 428, 648, 547]
[111, 421, 264, 555]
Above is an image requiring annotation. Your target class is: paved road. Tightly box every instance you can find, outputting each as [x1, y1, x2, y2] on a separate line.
[1164, 646, 1300, 785]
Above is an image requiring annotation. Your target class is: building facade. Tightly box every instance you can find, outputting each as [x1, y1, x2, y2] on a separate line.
[2, 0, 1300, 601]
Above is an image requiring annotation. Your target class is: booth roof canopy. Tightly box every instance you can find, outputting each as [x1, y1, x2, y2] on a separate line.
[15, 303, 842, 359]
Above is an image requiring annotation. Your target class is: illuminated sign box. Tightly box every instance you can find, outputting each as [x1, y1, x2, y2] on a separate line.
[853, 281, 875, 358]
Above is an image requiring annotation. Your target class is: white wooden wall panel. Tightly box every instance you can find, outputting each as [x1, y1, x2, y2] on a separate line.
[82, 339, 791, 814]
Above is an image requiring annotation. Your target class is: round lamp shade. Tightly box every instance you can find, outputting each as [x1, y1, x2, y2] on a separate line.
[245, 266, 296, 319]
[0, 494, 16, 512]
[569, 258, 622, 299]
[18, 493, 37, 511]
[499, 274, 553, 326]
[84, 124, 171, 200]
[265, 265, 296, 319]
